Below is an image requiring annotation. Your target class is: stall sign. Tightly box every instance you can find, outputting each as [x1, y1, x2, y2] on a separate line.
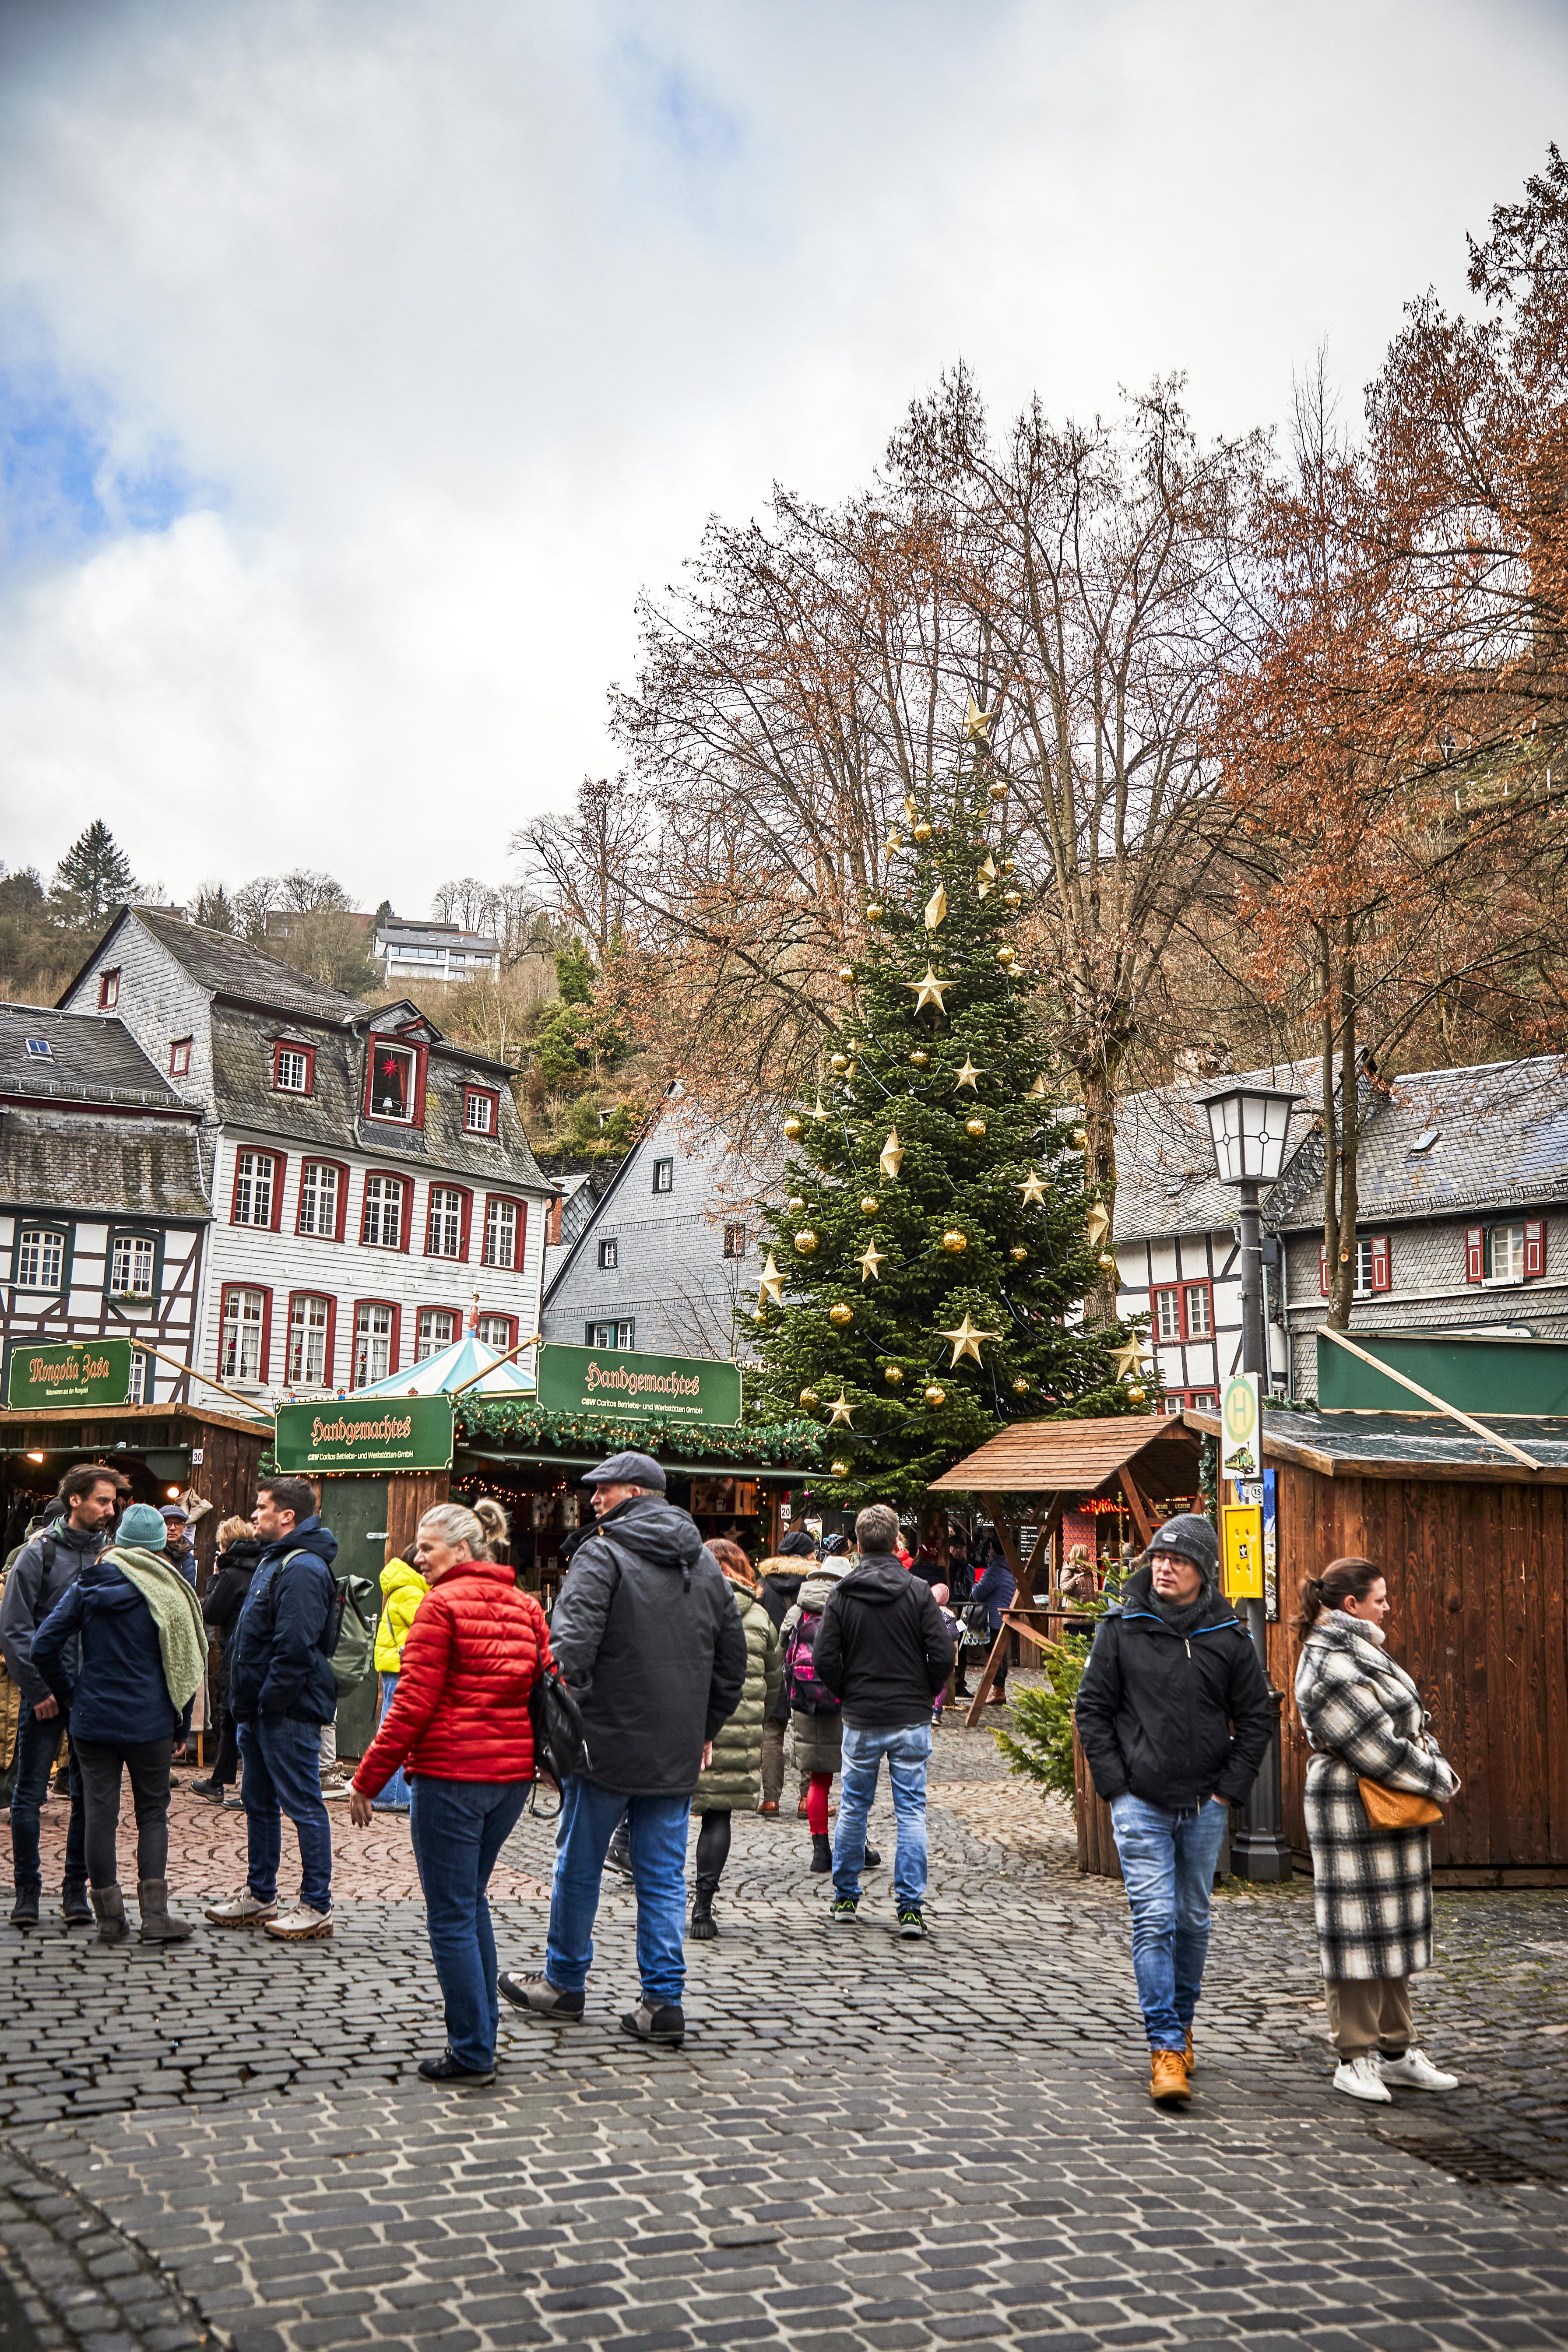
[536, 1342, 742, 1427]
[274, 1397, 454, 1474]
[1221, 1502, 1264, 1599]
[6, 1339, 131, 1410]
[1220, 1371, 1261, 1479]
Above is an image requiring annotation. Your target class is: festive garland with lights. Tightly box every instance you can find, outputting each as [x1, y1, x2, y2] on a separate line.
[457, 1399, 823, 1467]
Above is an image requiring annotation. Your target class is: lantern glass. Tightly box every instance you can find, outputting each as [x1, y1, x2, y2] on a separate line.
[1198, 1084, 1297, 1186]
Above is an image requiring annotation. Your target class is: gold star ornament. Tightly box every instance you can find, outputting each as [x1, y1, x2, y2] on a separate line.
[924, 882, 948, 932]
[826, 1390, 856, 1427]
[756, 1251, 785, 1307]
[879, 1129, 904, 1180]
[976, 854, 998, 899]
[858, 1240, 886, 1284]
[953, 1057, 984, 1092]
[1109, 1336, 1146, 1381]
[905, 966, 956, 1016]
[1085, 1202, 1111, 1248]
[964, 694, 998, 744]
[1018, 1168, 1048, 1207]
[939, 1313, 1001, 1368]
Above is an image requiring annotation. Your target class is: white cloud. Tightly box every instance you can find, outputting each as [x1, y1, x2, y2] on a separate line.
[0, 0, 1564, 908]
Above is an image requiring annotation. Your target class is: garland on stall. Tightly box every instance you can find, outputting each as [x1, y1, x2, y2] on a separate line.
[456, 1397, 823, 1467]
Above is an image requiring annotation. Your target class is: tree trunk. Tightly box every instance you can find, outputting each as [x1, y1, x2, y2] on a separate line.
[1325, 936, 1358, 1331]
[1079, 1057, 1121, 1327]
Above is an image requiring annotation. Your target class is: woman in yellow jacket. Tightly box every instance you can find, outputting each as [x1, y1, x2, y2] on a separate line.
[372, 1557, 429, 1813]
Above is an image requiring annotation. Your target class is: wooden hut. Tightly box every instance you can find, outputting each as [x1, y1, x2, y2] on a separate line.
[1188, 1405, 1568, 1886]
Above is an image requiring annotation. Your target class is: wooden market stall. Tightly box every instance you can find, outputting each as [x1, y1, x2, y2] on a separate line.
[1186, 1403, 1568, 1885]
[0, 1399, 271, 1584]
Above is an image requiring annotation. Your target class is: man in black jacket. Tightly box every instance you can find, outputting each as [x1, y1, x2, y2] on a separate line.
[501, 1452, 746, 2048]
[813, 1503, 953, 1940]
[206, 1477, 338, 1943]
[1, 1466, 123, 1926]
[1074, 1512, 1272, 2106]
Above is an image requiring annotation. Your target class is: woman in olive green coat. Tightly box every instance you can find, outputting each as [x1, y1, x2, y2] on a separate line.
[690, 1540, 781, 1940]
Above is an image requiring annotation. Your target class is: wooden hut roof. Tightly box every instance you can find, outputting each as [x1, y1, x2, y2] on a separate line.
[1184, 1405, 1568, 1484]
[928, 1414, 1200, 1497]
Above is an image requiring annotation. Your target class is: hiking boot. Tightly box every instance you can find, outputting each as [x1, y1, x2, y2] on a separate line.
[830, 1894, 860, 1926]
[205, 1888, 278, 1930]
[498, 1971, 584, 2020]
[138, 1880, 194, 1944]
[621, 1999, 685, 2049]
[61, 1883, 93, 1926]
[897, 1906, 928, 1940]
[689, 1878, 719, 1941]
[1150, 2049, 1191, 2105]
[263, 1903, 334, 1941]
[1183, 2030, 1195, 2075]
[418, 2048, 495, 2085]
[810, 1832, 832, 1874]
[91, 1885, 130, 1945]
[8, 1889, 39, 1929]
[188, 1776, 226, 1805]
[1379, 2047, 1458, 2092]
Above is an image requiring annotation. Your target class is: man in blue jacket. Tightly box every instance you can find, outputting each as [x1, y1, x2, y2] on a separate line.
[206, 1476, 338, 1941]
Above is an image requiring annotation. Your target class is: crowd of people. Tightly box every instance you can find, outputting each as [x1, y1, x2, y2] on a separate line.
[0, 1458, 1464, 2106]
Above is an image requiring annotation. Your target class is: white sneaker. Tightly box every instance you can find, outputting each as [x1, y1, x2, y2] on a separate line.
[264, 1902, 334, 1941]
[320, 1772, 351, 1800]
[204, 1888, 278, 1930]
[1333, 2056, 1392, 2103]
[1379, 2046, 1458, 2091]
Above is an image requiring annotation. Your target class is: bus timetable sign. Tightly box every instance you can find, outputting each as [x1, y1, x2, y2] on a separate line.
[273, 1397, 455, 1474]
[536, 1343, 742, 1428]
[6, 1339, 132, 1410]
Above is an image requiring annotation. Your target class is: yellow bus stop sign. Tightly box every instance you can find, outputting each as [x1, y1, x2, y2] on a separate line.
[1221, 1503, 1264, 1599]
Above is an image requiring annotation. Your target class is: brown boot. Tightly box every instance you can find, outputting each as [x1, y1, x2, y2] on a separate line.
[138, 1880, 194, 1943]
[1150, 2049, 1191, 2106]
[90, 1885, 130, 1945]
[1184, 2030, 1195, 2075]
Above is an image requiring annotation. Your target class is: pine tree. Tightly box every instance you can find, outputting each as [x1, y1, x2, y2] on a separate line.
[53, 821, 136, 920]
[752, 753, 1146, 1512]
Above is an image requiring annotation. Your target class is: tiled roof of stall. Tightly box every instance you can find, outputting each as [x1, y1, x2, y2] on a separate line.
[928, 1413, 1202, 1494]
[0, 1004, 189, 1110]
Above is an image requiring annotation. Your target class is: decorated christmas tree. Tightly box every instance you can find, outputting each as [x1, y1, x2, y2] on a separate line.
[752, 720, 1147, 1511]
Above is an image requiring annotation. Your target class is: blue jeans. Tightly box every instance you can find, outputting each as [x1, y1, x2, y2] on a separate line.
[545, 1778, 691, 2007]
[409, 1776, 529, 2071]
[1110, 1792, 1230, 2050]
[833, 1722, 932, 1909]
[372, 1674, 410, 1810]
[9, 1712, 84, 1897]
[238, 1717, 333, 1913]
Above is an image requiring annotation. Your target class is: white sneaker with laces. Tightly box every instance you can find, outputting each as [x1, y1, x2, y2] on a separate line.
[1379, 2046, 1458, 2091]
[263, 1903, 334, 1941]
[1332, 2055, 1392, 2104]
[204, 1888, 278, 1929]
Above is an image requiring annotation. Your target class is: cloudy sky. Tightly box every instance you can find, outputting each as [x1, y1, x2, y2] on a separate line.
[1, 0, 1564, 918]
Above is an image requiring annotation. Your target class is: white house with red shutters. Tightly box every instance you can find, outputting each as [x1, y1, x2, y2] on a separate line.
[57, 909, 551, 1406]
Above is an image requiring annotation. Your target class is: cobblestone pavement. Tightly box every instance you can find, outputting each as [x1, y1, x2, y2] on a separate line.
[1, 1689, 1566, 2352]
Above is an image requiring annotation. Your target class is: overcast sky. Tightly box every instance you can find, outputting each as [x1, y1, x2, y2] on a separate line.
[1, 0, 1564, 918]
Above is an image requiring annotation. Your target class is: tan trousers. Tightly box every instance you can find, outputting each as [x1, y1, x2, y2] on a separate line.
[1325, 1976, 1413, 2059]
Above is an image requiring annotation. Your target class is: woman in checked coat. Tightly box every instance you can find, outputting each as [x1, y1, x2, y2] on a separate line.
[1294, 1557, 1460, 2105]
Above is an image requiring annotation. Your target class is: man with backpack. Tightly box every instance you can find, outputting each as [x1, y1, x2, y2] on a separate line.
[813, 1503, 954, 1939]
[206, 1476, 339, 1941]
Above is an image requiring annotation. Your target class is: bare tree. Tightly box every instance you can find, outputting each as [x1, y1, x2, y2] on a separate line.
[431, 878, 502, 932]
[513, 777, 645, 967]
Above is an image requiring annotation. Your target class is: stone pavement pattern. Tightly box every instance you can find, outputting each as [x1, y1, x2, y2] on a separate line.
[0, 1696, 1566, 2352]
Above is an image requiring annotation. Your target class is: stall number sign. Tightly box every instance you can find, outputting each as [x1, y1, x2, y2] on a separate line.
[274, 1396, 455, 1474]
[1220, 1371, 1261, 1479]
[536, 1341, 742, 1427]
[1221, 1503, 1264, 1599]
[6, 1339, 132, 1410]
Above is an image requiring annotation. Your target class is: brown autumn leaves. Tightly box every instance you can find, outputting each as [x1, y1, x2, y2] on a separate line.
[523, 155, 1568, 1323]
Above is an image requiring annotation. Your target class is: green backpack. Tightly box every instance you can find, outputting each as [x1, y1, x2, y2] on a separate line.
[308, 1560, 378, 1697]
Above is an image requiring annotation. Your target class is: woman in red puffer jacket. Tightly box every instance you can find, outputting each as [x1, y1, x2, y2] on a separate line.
[349, 1497, 551, 2084]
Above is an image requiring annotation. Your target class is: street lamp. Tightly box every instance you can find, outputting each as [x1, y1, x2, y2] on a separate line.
[1195, 1079, 1299, 1882]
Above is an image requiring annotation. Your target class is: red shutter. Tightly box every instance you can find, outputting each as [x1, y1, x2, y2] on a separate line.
[1525, 1219, 1547, 1280]
[1465, 1225, 1484, 1283]
[1319, 1247, 1329, 1296]
[270, 1153, 286, 1233]
[1370, 1236, 1391, 1292]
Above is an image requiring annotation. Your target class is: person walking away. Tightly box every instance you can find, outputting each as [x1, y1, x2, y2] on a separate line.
[499, 1452, 745, 2049]
[349, 1500, 549, 2082]
[780, 1546, 849, 1870]
[689, 1540, 781, 1940]
[755, 1531, 813, 1815]
[969, 1538, 1017, 1706]
[371, 1553, 430, 1814]
[32, 1502, 207, 1943]
[207, 1477, 338, 1941]
[927, 1584, 959, 1724]
[813, 1505, 952, 1937]
[192, 1517, 263, 1805]
[1074, 1514, 1272, 2106]
[1294, 1557, 1460, 2102]
[1, 1466, 122, 1927]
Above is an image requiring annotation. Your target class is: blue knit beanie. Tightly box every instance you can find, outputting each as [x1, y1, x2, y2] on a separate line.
[118, 1503, 169, 1550]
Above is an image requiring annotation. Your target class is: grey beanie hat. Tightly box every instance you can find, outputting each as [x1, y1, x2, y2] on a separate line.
[1146, 1512, 1218, 1580]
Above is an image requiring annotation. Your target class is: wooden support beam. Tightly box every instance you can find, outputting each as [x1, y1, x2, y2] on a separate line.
[964, 1622, 1013, 1726]
[1119, 1464, 1157, 1550]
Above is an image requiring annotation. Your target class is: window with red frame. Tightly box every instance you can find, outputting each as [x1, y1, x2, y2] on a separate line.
[1151, 1281, 1212, 1343]
[220, 1286, 268, 1382]
[476, 1313, 516, 1351]
[415, 1306, 458, 1360]
[231, 1149, 281, 1228]
[360, 1173, 406, 1249]
[353, 1300, 397, 1385]
[463, 1086, 499, 1136]
[273, 1041, 316, 1095]
[98, 969, 120, 1009]
[426, 1185, 468, 1259]
[296, 1160, 344, 1239]
[366, 1041, 418, 1123]
[1320, 1235, 1392, 1296]
[482, 1196, 520, 1269]
[286, 1293, 333, 1386]
[169, 1037, 191, 1077]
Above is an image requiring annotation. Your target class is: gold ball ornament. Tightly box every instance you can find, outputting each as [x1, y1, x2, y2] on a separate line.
[794, 1229, 819, 1255]
[788, 1195, 805, 1213]
[865, 902, 886, 922]
[1012, 1376, 1030, 1395]
[1127, 1385, 1147, 1406]
[830, 1051, 849, 1074]
[988, 779, 1009, 802]
[799, 1387, 819, 1407]
[828, 1302, 854, 1326]
[1002, 889, 1023, 908]
[1010, 1245, 1028, 1262]
[1071, 1128, 1088, 1148]
[913, 821, 934, 842]
[1002, 859, 1016, 873]
[924, 1385, 946, 1407]
[837, 964, 855, 984]
[941, 1229, 968, 1253]
[909, 1049, 929, 1068]
[830, 1459, 852, 1479]
[996, 946, 1017, 967]
[860, 1195, 880, 1215]
[965, 1116, 987, 1137]
[1097, 1250, 1116, 1270]
[783, 1116, 803, 1140]
[883, 1365, 904, 1385]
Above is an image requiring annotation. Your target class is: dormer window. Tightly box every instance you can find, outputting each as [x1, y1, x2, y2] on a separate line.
[169, 1038, 192, 1078]
[24, 1037, 51, 1059]
[274, 1042, 315, 1095]
[365, 1041, 419, 1124]
[464, 1085, 499, 1136]
[98, 970, 120, 1010]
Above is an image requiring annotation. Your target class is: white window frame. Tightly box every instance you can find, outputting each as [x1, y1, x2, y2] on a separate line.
[1487, 1223, 1527, 1285]
[16, 1228, 65, 1292]
[464, 1090, 495, 1135]
[476, 1314, 513, 1350]
[233, 1150, 276, 1228]
[1181, 1281, 1212, 1340]
[221, 1288, 265, 1382]
[651, 1158, 674, 1194]
[361, 1174, 406, 1250]
[1153, 1287, 1182, 1344]
[298, 1161, 340, 1239]
[416, 1307, 457, 1361]
[598, 1237, 619, 1270]
[110, 1234, 155, 1299]
[482, 1198, 518, 1269]
[275, 1048, 311, 1094]
[427, 1187, 465, 1260]
[368, 1043, 416, 1123]
[354, 1301, 394, 1386]
[127, 1346, 149, 1404]
[288, 1294, 331, 1385]
[588, 1319, 635, 1350]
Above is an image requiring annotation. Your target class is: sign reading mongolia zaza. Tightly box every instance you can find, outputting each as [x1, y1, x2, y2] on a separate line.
[6, 1339, 133, 1411]
[273, 1396, 455, 1475]
[537, 1342, 742, 1428]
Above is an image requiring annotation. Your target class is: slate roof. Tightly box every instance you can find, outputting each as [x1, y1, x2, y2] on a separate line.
[0, 1004, 189, 1111]
[133, 908, 367, 1022]
[1111, 1059, 1319, 1243]
[1185, 1404, 1568, 1482]
[1276, 1056, 1568, 1227]
[0, 1111, 208, 1218]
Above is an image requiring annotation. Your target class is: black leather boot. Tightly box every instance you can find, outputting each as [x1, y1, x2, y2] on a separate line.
[810, 1832, 832, 1873]
[689, 1876, 719, 1940]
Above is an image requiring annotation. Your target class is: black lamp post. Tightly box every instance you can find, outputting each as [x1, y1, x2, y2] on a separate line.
[1195, 1079, 1297, 1881]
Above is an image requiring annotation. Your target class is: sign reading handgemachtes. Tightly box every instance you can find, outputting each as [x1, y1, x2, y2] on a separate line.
[273, 1397, 455, 1474]
[6, 1339, 132, 1410]
[536, 1343, 742, 1428]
